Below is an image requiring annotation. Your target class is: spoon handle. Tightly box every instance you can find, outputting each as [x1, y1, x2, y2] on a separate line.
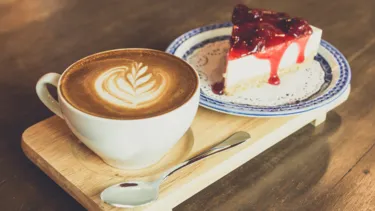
[158, 131, 250, 182]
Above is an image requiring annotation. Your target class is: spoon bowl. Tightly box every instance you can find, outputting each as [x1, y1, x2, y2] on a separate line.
[101, 181, 159, 208]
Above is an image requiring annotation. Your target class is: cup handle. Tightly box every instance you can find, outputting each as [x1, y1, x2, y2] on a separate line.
[36, 73, 64, 119]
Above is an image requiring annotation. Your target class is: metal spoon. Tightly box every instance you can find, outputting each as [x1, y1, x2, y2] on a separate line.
[100, 131, 250, 208]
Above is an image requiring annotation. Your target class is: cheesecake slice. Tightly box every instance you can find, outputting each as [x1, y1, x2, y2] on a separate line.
[221, 4, 322, 95]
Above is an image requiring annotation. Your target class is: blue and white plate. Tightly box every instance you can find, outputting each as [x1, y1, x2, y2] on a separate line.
[166, 22, 351, 117]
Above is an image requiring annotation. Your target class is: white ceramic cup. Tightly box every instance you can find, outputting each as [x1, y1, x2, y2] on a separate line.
[36, 49, 200, 170]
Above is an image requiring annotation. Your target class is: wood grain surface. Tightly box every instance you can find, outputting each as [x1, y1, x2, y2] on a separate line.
[0, 0, 374, 210]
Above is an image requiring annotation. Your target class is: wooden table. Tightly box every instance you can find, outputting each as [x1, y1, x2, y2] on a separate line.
[0, 0, 374, 210]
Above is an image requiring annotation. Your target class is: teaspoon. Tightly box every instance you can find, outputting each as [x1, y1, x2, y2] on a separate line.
[100, 131, 250, 208]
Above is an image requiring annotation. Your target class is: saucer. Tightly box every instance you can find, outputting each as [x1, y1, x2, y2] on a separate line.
[71, 128, 194, 180]
[166, 22, 351, 117]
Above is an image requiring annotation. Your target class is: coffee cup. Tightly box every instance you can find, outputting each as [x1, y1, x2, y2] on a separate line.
[36, 48, 200, 169]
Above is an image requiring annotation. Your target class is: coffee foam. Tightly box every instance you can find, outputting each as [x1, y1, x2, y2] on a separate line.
[60, 49, 197, 119]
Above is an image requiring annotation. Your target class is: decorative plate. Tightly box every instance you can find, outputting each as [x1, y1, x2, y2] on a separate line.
[166, 22, 351, 117]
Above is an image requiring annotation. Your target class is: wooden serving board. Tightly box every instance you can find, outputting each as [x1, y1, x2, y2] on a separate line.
[22, 86, 350, 211]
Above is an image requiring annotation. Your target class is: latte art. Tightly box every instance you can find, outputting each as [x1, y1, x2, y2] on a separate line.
[95, 63, 168, 108]
[60, 49, 197, 119]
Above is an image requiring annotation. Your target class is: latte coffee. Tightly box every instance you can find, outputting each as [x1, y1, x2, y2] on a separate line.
[60, 49, 198, 119]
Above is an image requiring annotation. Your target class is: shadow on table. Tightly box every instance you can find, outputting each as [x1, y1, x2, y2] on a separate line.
[177, 111, 342, 211]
